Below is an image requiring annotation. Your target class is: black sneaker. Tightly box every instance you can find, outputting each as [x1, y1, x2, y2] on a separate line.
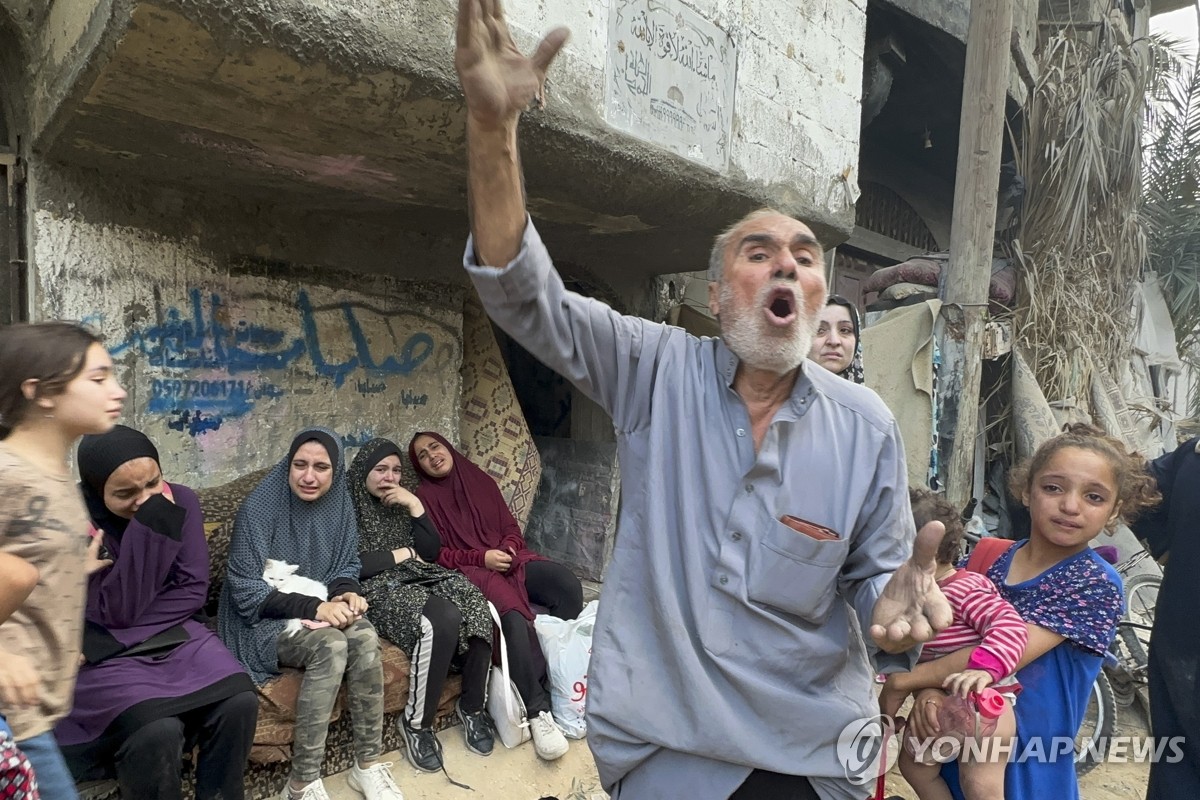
[400, 719, 443, 773]
[456, 699, 495, 756]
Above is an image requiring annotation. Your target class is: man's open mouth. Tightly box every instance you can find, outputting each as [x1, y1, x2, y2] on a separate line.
[762, 287, 797, 327]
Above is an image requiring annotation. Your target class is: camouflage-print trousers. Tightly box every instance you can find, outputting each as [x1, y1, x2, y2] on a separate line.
[276, 618, 385, 782]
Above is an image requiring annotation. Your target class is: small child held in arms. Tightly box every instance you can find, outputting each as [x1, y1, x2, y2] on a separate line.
[881, 488, 1028, 800]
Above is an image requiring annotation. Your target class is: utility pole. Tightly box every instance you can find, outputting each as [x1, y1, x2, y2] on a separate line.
[938, 0, 1013, 512]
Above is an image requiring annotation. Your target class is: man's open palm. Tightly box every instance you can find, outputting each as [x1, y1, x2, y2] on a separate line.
[870, 520, 953, 652]
[455, 0, 569, 128]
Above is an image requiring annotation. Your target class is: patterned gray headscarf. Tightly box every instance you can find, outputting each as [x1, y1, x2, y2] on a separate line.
[217, 427, 362, 684]
[346, 436, 493, 657]
[348, 438, 415, 553]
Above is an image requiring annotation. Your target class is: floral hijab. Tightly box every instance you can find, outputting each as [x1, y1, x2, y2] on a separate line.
[347, 437, 416, 553]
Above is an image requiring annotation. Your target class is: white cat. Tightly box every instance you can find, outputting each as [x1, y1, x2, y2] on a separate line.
[262, 558, 328, 636]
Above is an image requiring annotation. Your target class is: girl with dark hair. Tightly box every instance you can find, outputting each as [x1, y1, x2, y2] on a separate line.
[808, 295, 864, 383]
[218, 429, 403, 800]
[348, 439, 494, 774]
[0, 322, 127, 800]
[408, 431, 582, 763]
[56, 425, 257, 800]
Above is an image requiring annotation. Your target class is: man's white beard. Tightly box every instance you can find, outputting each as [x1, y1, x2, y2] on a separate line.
[719, 282, 819, 375]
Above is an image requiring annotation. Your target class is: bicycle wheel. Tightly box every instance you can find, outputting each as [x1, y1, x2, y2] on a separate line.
[1075, 671, 1116, 776]
[1120, 573, 1161, 666]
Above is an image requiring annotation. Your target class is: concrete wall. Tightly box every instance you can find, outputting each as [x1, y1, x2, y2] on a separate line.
[31, 163, 465, 486]
[7, 0, 876, 515]
[525, 436, 620, 581]
[3, 0, 870, 287]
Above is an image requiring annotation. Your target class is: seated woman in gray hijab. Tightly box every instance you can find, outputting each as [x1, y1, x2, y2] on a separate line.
[349, 438, 494, 775]
[217, 428, 403, 800]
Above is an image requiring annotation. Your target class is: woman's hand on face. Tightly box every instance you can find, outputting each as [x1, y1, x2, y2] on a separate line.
[316, 600, 359, 629]
[484, 549, 513, 572]
[380, 486, 418, 511]
[332, 592, 368, 616]
[159, 482, 175, 504]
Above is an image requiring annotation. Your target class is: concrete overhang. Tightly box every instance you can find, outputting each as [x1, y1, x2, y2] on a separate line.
[9, 0, 856, 287]
[1150, 0, 1195, 12]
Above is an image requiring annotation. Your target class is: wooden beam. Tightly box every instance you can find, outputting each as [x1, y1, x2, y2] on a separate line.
[1010, 28, 1037, 96]
[844, 226, 927, 264]
[938, 0, 1013, 511]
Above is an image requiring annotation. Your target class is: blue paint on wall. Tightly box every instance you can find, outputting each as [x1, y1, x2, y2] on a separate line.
[166, 411, 225, 437]
[109, 288, 435, 387]
[341, 430, 379, 449]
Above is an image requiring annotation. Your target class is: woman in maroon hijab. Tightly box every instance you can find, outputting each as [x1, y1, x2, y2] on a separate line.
[408, 431, 582, 761]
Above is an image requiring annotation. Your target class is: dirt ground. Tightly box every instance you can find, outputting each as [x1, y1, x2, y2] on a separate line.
[324, 703, 1150, 800]
[880, 701, 1152, 800]
[324, 732, 603, 800]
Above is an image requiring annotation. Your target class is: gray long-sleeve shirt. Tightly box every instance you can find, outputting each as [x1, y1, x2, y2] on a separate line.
[466, 222, 917, 800]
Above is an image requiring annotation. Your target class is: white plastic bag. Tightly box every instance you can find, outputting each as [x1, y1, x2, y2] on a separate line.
[534, 600, 598, 739]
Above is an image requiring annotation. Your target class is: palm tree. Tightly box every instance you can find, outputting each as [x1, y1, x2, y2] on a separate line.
[1143, 36, 1200, 357]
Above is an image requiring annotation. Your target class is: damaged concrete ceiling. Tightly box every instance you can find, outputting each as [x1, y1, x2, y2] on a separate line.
[4, 0, 854, 288]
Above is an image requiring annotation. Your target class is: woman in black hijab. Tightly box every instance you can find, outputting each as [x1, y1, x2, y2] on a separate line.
[349, 438, 494, 774]
[57, 425, 256, 800]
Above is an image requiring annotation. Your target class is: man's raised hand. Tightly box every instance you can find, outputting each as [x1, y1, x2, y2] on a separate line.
[455, 0, 569, 129]
[870, 519, 953, 653]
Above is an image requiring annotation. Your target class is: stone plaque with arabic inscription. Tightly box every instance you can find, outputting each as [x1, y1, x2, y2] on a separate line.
[605, 0, 737, 171]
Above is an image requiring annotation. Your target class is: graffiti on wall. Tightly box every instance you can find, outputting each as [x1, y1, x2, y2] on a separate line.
[97, 287, 453, 436]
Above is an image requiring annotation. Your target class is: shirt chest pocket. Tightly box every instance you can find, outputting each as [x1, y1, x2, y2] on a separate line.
[747, 519, 850, 624]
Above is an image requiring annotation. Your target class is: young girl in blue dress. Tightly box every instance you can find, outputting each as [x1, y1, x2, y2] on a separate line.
[902, 423, 1160, 800]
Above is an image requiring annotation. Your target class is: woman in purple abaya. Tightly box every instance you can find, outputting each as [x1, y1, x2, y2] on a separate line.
[55, 425, 257, 800]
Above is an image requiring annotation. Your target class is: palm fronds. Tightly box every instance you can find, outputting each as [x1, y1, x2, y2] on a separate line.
[1014, 15, 1150, 406]
[1142, 36, 1200, 358]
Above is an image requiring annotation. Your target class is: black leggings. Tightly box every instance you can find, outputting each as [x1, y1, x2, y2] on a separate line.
[407, 595, 491, 729]
[115, 690, 258, 800]
[499, 560, 584, 715]
[525, 560, 583, 620]
[729, 771, 819, 799]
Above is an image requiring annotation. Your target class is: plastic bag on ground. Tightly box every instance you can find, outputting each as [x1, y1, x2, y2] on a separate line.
[534, 600, 598, 739]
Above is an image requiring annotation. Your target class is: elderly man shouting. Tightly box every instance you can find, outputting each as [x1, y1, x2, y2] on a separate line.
[451, 2, 952, 798]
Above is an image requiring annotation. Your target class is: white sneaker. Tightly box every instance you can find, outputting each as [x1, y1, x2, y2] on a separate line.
[530, 711, 569, 761]
[280, 780, 331, 800]
[348, 762, 405, 800]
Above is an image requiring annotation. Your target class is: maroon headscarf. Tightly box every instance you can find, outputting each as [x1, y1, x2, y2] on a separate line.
[408, 431, 523, 552]
[408, 431, 544, 619]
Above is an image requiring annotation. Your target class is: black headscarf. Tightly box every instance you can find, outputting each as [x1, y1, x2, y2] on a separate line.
[77, 424, 161, 533]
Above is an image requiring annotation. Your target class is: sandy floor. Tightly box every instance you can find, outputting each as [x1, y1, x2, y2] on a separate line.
[880, 700, 1152, 800]
[324, 731, 603, 800]
[324, 702, 1151, 800]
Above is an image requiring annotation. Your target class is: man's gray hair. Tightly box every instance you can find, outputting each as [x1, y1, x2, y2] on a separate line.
[707, 207, 791, 283]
